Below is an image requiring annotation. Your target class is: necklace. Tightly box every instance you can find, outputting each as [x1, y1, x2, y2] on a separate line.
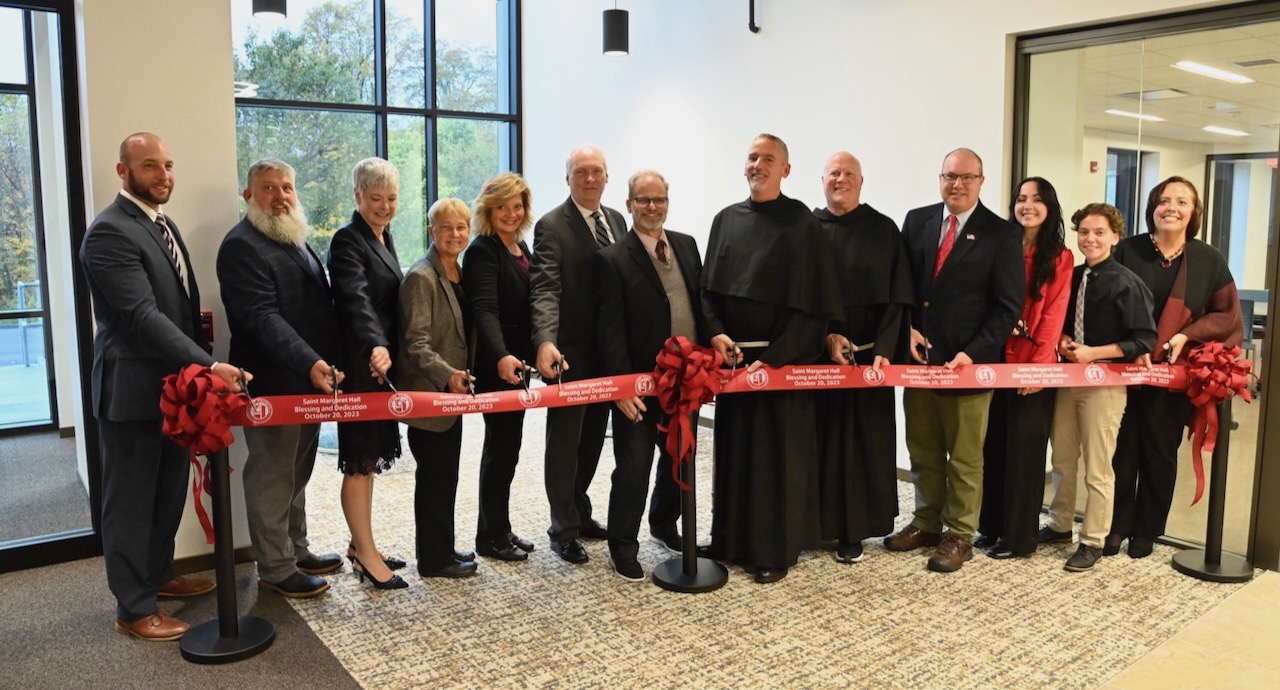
[1150, 233, 1185, 269]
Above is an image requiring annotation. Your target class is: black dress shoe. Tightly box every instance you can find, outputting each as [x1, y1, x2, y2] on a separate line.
[508, 533, 535, 552]
[296, 553, 343, 575]
[580, 520, 608, 540]
[551, 538, 589, 564]
[973, 534, 998, 549]
[476, 540, 528, 561]
[419, 560, 478, 578]
[258, 571, 329, 598]
[985, 541, 1032, 560]
[454, 549, 476, 562]
[754, 567, 788, 584]
[649, 527, 683, 555]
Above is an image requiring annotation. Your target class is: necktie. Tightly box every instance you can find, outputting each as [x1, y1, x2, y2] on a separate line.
[656, 238, 668, 264]
[155, 214, 185, 291]
[1074, 268, 1091, 343]
[933, 214, 957, 279]
[591, 210, 611, 247]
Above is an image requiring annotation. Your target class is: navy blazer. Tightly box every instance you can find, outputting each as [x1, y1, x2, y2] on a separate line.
[216, 217, 342, 396]
[461, 233, 532, 392]
[901, 201, 1024, 366]
[328, 211, 404, 395]
[529, 196, 627, 379]
[80, 194, 213, 421]
[594, 229, 706, 377]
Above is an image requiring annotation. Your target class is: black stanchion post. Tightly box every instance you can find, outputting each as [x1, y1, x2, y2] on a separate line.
[180, 448, 276, 663]
[652, 423, 727, 593]
[1171, 399, 1253, 583]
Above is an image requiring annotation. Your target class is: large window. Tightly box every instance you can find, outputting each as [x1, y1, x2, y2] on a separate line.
[231, 0, 520, 266]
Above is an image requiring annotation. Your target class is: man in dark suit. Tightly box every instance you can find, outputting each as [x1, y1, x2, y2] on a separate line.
[81, 132, 249, 640]
[217, 159, 345, 598]
[530, 145, 625, 563]
[884, 148, 1024, 572]
[594, 170, 703, 581]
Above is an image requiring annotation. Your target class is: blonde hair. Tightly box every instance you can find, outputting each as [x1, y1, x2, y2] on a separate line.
[428, 198, 471, 227]
[472, 172, 532, 241]
[352, 157, 400, 194]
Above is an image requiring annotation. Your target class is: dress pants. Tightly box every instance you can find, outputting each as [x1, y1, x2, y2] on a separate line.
[1048, 385, 1126, 547]
[99, 418, 188, 621]
[606, 404, 686, 562]
[978, 387, 1056, 554]
[1111, 385, 1191, 541]
[543, 401, 609, 541]
[903, 388, 993, 539]
[408, 422, 464, 569]
[242, 423, 321, 583]
[475, 409, 525, 547]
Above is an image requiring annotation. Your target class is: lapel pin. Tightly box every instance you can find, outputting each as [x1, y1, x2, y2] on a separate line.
[965, 234, 976, 240]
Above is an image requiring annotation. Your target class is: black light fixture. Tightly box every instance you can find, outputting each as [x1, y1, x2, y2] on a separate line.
[603, 4, 628, 56]
[252, 0, 287, 20]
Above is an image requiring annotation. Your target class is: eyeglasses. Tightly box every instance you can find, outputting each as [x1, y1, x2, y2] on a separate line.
[630, 197, 669, 207]
[939, 173, 982, 185]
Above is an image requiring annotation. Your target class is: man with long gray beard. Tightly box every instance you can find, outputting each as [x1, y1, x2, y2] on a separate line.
[217, 158, 345, 598]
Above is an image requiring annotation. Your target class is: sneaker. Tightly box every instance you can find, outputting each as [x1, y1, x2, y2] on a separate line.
[649, 527, 683, 555]
[1064, 544, 1103, 572]
[1036, 526, 1073, 544]
[609, 556, 645, 582]
[834, 541, 865, 564]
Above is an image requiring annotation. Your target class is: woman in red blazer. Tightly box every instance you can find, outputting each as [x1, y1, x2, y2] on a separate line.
[976, 176, 1073, 558]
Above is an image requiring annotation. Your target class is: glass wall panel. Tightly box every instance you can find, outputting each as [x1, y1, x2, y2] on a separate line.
[434, 0, 501, 114]
[388, 113, 426, 263]
[437, 117, 500, 209]
[1024, 19, 1280, 555]
[0, 8, 25, 84]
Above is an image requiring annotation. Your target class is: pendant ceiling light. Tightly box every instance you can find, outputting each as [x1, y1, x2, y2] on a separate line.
[603, 4, 628, 56]
[253, 0, 287, 20]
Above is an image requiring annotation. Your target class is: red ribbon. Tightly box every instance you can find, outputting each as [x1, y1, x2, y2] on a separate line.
[159, 364, 250, 543]
[653, 337, 723, 489]
[1184, 342, 1253, 505]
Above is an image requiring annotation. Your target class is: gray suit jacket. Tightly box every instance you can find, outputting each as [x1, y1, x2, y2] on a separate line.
[397, 246, 473, 432]
[529, 196, 627, 379]
[80, 194, 213, 421]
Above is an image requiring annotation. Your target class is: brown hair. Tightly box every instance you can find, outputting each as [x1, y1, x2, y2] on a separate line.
[1071, 202, 1126, 236]
[1144, 175, 1202, 239]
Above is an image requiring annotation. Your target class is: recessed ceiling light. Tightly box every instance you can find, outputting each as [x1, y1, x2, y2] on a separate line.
[1105, 109, 1164, 122]
[1172, 61, 1254, 84]
[1203, 125, 1250, 136]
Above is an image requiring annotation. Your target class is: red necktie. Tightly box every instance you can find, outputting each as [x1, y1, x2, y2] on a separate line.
[933, 214, 957, 279]
[656, 239, 668, 264]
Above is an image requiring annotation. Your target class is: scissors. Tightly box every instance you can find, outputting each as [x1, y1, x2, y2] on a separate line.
[730, 340, 769, 374]
[840, 341, 876, 361]
[371, 359, 398, 394]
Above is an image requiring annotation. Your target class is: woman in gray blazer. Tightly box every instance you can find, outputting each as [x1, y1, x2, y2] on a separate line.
[398, 198, 477, 578]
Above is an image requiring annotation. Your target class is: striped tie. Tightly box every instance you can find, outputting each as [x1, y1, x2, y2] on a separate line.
[591, 210, 611, 247]
[1073, 268, 1090, 343]
[155, 214, 185, 291]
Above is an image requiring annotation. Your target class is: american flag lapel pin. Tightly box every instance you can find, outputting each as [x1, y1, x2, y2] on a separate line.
[965, 233, 976, 240]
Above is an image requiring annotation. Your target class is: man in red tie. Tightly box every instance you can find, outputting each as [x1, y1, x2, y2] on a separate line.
[884, 148, 1024, 572]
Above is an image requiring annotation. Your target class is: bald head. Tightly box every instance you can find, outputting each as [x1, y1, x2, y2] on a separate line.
[822, 151, 864, 215]
[116, 132, 174, 209]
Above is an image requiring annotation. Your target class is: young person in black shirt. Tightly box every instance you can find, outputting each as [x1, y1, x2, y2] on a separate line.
[1042, 203, 1156, 572]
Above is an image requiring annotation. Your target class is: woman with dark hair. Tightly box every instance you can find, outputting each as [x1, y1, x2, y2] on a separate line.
[462, 172, 538, 561]
[975, 176, 1073, 559]
[1106, 175, 1242, 558]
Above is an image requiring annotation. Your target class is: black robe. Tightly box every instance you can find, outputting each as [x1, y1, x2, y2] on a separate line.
[812, 204, 914, 544]
[701, 195, 841, 569]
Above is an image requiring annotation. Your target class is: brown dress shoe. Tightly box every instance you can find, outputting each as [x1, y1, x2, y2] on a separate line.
[926, 534, 974, 573]
[884, 525, 942, 552]
[115, 612, 190, 641]
[157, 575, 215, 598]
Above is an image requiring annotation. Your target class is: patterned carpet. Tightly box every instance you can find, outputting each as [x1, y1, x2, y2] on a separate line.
[289, 407, 1249, 690]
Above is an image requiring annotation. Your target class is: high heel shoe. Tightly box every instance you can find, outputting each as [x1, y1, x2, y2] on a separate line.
[348, 542, 407, 570]
[351, 556, 408, 590]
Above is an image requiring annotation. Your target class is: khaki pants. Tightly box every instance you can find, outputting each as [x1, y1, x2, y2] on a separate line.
[1048, 386, 1127, 547]
[903, 389, 993, 539]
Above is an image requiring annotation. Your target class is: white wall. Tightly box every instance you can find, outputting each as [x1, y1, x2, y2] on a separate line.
[522, 0, 1233, 249]
[77, 0, 247, 558]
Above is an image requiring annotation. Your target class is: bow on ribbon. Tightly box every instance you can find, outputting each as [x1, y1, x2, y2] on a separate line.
[1184, 342, 1253, 505]
[653, 336, 723, 489]
[159, 364, 250, 543]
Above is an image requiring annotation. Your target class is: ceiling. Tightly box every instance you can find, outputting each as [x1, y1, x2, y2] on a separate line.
[1063, 20, 1280, 147]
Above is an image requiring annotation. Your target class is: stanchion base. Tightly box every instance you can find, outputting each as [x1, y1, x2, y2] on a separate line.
[180, 616, 276, 664]
[652, 557, 728, 593]
[1171, 550, 1254, 584]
